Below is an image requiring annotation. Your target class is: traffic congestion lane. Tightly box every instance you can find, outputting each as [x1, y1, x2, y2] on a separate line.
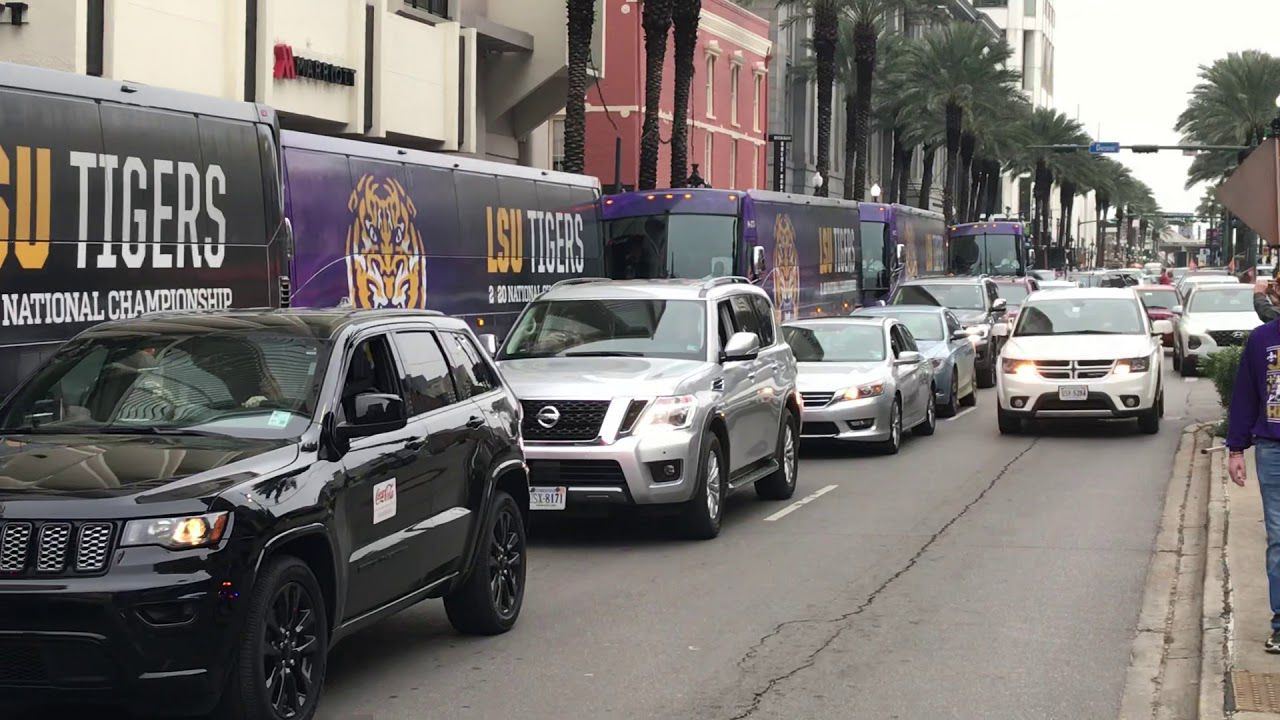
[316, 363, 1219, 720]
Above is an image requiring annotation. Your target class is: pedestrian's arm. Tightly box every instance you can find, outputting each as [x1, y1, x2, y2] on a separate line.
[1255, 290, 1280, 322]
[1227, 338, 1260, 452]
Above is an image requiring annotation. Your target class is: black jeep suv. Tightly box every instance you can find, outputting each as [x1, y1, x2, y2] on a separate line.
[0, 309, 529, 719]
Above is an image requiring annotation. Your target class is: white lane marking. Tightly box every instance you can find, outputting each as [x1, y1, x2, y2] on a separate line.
[943, 407, 976, 422]
[1184, 377, 1199, 383]
[763, 484, 838, 522]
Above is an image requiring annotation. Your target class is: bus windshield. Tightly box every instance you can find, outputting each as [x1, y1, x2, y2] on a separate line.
[604, 214, 737, 280]
[860, 220, 889, 293]
[949, 233, 1022, 276]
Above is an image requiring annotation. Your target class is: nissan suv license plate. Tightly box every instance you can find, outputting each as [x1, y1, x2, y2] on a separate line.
[1058, 385, 1088, 401]
[530, 486, 567, 511]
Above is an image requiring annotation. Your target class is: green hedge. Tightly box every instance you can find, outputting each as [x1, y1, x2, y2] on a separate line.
[1201, 345, 1245, 410]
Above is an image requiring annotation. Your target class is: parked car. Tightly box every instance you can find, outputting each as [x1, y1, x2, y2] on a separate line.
[1172, 283, 1262, 376]
[889, 276, 1009, 389]
[996, 288, 1169, 435]
[782, 317, 935, 453]
[1136, 285, 1180, 348]
[991, 276, 1040, 331]
[0, 309, 529, 720]
[494, 277, 801, 540]
[852, 305, 978, 417]
[1031, 269, 1057, 282]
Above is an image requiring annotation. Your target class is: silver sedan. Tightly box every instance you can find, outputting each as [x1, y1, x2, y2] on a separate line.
[781, 317, 936, 454]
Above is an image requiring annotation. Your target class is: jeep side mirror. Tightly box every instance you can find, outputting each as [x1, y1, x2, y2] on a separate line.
[1151, 319, 1174, 336]
[1171, 305, 1183, 315]
[992, 298, 1008, 312]
[337, 393, 407, 443]
[477, 333, 498, 356]
[722, 331, 761, 362]
[950, 329, 969, 341]
[991, 322, 1010, 338]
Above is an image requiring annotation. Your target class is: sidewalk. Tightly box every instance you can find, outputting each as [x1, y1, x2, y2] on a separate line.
[1220, 447, 1280, 717]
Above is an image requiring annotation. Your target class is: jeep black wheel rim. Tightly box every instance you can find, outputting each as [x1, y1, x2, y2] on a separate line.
[489, 508, 523, 617]
[264, 581, 320, 719]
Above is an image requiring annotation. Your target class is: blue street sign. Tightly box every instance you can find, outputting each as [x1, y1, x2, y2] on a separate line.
[1089, 141, 1121, 154]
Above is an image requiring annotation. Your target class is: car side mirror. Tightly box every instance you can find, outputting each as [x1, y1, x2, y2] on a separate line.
[1171, 305, 1183, 315]
[950, 329, 969, 341]
[992, 298, 1008, 312]
[991, 322, 1010, 338]
[1151, 319, 1174, 336]
[722, 331, 761, 362]
[751, 246, 767, 278]
[895, 243, 905, 262]
[477, 333, 498, 356]
[337, 392, 407, 442]
[895, 350, 922, 366]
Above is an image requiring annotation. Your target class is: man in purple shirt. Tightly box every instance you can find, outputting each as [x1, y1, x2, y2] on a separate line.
[1228, 316, 1280, 652]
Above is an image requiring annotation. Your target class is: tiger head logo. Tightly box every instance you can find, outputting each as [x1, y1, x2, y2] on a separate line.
[772, 214, 800, 323]
[345, 174, 426, 309]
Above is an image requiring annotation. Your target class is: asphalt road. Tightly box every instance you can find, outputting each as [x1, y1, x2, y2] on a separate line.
[314, 359, 1224, 720]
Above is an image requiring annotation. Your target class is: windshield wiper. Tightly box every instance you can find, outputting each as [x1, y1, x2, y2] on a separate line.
[89, 426, 226, 438]
[563, 350, 645, 358]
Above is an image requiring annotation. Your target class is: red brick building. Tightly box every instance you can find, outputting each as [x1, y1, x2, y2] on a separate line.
[584, 0, 771, 191]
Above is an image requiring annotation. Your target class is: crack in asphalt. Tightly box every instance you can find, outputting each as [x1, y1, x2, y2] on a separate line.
[728, 438, 1041, 720]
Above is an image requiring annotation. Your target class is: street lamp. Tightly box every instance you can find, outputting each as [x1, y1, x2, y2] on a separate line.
[1270, 94, 1280, 139]
[870, 183, 882, 200]
[812, 171, 824, 195]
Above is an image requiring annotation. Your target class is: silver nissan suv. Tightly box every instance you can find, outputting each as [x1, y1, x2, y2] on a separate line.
[493, 278, 801, 539]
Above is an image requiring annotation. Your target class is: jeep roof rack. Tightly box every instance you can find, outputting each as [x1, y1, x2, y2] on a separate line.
[698, 276, 753, 296]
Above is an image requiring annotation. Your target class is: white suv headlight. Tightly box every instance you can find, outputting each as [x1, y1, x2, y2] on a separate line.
[633, 395, 698, 434]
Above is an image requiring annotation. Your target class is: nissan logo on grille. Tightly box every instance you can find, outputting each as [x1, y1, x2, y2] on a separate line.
[536, 405, 561, 429]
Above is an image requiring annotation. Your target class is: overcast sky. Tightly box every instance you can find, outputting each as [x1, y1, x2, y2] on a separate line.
[1053, 0, 1280, 213]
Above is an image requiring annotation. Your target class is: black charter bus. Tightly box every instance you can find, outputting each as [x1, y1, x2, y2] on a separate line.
[0, 63, 291, 391]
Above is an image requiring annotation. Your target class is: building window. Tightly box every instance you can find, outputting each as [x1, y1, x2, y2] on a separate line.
[705, 56, 716, 118]
[729, 139, 738, 189]
[551, 118, 565, 172]
[751, 144, 758, 189]
[405, 0, 450, 18]
[806, 80, 817, 164]
[729, 64, 740, 126]
[704, 134, 713, 186]
[1022, 30, 1034, 92]
[752, 74, 763, 132]
[1023, 0, 1036, 17]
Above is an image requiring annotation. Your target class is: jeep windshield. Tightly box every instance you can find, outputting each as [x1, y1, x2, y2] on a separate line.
[498, 299, 707, 361]
[0, 332, 327, 439]
[1014, 298, 1145, 337]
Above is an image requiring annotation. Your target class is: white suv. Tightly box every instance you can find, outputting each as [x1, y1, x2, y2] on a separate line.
[996, 288, 1171, 435]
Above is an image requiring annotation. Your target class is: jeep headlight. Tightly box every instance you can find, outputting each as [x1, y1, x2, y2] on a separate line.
[122, 512, 230, 550]
[633, 395, 697, 434]
[1114, 356, 1151, 375]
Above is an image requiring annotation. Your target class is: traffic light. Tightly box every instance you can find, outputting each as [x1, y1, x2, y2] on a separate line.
[1130, 145, 1159, 154]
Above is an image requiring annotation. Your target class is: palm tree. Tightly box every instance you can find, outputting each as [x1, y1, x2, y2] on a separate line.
[638, 0, 674, 191]
[562, 0, 597, 175]
[1007, 107, 1088, 245]
[965, 92, 1030, 221]
[778, 0, 846, 196]
[840, 0, 947, 201]
[669, 0, 702, 188]
[898, 23, 1019, 224]
[1175, 50, 1280, 188]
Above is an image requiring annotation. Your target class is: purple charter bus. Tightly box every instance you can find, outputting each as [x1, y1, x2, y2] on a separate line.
[946, 221, 1029, 276]
[281, 130, 603, 336]
[858, 202, 947, 301]
[600, 188, 862, 320]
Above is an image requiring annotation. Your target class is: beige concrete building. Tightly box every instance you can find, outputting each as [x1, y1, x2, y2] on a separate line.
[0, 0, 595, 165]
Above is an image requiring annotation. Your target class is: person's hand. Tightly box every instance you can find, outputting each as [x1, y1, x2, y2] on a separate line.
[1255, 280, 1269, 295]
[1229, 452, 1248, 487]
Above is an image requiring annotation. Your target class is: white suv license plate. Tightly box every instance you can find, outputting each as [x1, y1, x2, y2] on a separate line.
[530, 486, 567, 511]
[1058, 385, 1089, 401]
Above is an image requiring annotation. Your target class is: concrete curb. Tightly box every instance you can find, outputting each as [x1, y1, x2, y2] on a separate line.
[1200, 440, 1230, 720]
[1119, 423, 1216, 720]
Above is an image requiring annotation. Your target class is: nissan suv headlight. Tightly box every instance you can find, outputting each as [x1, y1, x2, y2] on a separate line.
[122, 512, 230, 550]
[1114, 356, 1151, 375]
[634, 395, 698, 434]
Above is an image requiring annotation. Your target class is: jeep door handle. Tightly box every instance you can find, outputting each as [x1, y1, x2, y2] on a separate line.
[466, 416, 485, 429]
